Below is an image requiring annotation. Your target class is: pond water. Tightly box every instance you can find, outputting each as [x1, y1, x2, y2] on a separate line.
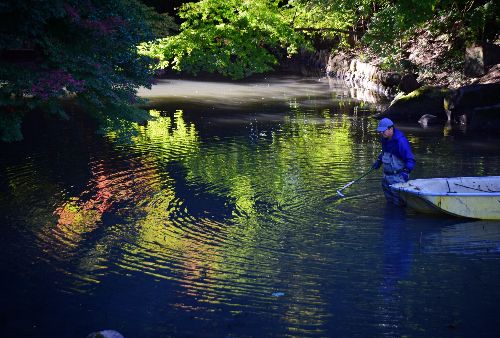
[1, 76, 500, 337]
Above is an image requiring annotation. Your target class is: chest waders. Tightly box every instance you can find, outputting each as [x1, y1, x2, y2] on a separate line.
[381, 152, 407, 205]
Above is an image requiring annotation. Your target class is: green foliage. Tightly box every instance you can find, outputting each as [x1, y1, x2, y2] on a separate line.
[139, 0, 305, 79]
[0, 110, 24, 142]
[135, 1, 179, 37]
[140, 0, 498, 80]
[361, 1, 434, 57]
[0, 0, 175, 142]
[283, 0, 376, 45]
[454, 1, 499, 43]
[284, 0, 357, 31]
[3, 0, 495, 143]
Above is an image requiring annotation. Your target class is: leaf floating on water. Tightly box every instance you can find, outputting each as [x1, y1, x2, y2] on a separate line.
[86, 330, 124, 338]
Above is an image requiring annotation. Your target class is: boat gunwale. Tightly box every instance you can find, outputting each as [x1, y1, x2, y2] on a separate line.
[390, 176, 500, 197]
[390, 188, 500, 197]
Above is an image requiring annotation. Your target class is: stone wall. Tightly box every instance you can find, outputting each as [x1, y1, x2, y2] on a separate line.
[464, 43, 500, 77]
[326, 53, 420, 97]
[324, 49, 500, 131]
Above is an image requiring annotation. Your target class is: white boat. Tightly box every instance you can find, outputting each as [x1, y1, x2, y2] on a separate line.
[390, 176, 500, 220]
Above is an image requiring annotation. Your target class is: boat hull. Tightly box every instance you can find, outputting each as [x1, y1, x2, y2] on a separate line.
[391, 176, 500, 220]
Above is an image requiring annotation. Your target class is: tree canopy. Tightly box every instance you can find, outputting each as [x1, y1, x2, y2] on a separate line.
[0, 0, 176, 142]
[1, 0, 498, 141]
[142, 0, 499, 76]
[139, 0, 305, 79]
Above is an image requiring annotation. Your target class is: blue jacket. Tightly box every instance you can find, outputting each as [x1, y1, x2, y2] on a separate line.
[378, 128, 415, 172]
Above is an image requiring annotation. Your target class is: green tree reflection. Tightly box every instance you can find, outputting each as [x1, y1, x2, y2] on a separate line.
[122, 106, 358, 333]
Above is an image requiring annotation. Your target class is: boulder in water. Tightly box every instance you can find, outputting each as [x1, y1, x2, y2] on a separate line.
[418, 114, 438, 128]
[376, 86, 450, 122]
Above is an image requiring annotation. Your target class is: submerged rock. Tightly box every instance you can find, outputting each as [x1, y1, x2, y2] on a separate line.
[86, 329, 124, 338]
[418, 114, 438, 127]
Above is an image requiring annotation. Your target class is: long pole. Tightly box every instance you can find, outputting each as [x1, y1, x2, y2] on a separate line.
[336, 167, 376, 197]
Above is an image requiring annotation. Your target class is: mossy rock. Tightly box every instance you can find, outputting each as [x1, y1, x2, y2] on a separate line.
[376, 86, 451, 122]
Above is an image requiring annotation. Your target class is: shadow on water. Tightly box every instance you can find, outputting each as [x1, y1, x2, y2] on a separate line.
[377, 205, 500, 336]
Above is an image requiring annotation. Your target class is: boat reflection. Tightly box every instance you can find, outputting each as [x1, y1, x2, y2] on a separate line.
[421, 220, 500, 255]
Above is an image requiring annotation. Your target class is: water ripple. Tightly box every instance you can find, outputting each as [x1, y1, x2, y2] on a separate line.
[2, 78, 500, 337]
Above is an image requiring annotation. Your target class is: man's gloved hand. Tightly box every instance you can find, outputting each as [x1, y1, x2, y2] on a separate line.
[372, 159, 382, 170]
[402, 169, 410, 182]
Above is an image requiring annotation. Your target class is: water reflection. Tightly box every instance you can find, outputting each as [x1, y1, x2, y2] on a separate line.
[378, 205, 414, 333]
[1, 77, 500, 337]
[422, 220, 500, 255]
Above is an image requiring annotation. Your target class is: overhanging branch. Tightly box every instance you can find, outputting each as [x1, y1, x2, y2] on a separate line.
[294, 27, 359, 35]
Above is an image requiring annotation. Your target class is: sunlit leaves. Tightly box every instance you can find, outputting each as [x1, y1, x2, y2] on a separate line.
[139, 0, 305, 79]
[133, 109, 199, 150]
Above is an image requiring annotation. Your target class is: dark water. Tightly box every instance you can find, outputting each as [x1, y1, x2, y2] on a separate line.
[1, 77, 500, 337]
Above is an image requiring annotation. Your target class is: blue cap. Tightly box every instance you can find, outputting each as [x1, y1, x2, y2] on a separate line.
[376, 118, 394, 132]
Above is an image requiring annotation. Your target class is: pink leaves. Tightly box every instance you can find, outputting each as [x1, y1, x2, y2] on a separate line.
[63, 3, 80, 21]
[64, 2, 126, 35]
[31, 70, 85, 100]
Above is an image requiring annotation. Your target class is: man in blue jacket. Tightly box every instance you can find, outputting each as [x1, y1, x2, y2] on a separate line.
[372, 118, 415, 205]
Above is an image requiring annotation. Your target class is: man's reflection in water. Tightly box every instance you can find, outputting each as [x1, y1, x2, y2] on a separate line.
[379, 204, 415, 331]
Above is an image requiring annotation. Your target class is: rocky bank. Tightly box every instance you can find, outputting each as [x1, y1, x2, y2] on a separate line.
[326, 42, 500, 130]
[288, 35, 500, 131]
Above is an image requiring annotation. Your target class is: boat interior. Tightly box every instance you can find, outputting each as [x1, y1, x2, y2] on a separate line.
[404, 176, 500, 194]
